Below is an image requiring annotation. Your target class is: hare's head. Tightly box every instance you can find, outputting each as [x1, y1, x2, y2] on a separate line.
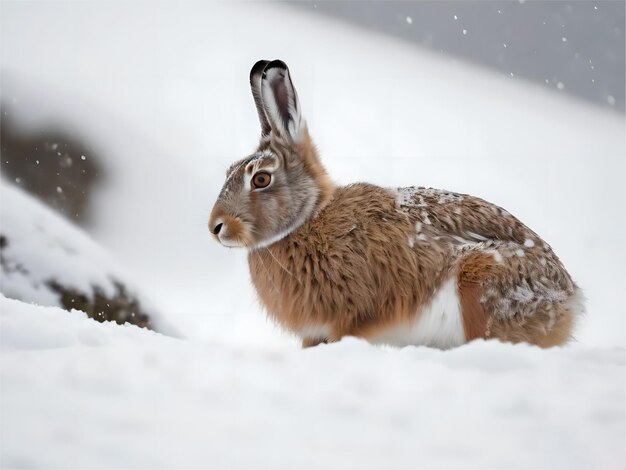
[208, 60, 334, 250]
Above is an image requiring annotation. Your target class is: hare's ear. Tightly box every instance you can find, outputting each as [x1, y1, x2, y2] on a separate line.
[260, 60, 304, 142]
[250, 60, 271, 137]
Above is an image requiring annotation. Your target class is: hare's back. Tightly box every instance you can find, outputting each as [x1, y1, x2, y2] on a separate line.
[393, 185, 582, 346]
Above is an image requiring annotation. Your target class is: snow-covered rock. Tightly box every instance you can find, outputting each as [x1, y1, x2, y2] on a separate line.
[0, 181, 176, 335]
[0, 294, 623, 468]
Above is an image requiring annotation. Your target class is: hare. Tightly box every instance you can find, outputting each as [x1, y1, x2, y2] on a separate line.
[208, 59, 584, 349]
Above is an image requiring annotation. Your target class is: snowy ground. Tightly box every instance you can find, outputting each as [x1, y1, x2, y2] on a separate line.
[1, 1, 625, 468]
[1, 295, 624, 469]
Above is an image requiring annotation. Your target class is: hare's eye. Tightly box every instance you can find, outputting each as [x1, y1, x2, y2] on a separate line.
[252, 172, 271, 189]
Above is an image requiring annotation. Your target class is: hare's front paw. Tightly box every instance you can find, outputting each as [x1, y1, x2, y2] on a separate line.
[301, 338, 328, 348]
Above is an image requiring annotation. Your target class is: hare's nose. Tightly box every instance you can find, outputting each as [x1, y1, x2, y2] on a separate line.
[212, 223, 223, 235]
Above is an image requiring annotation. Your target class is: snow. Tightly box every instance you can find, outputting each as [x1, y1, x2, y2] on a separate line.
[0, 1, 624, 466]
[395, 187, 418, 206]
[1, 295, 624, 469]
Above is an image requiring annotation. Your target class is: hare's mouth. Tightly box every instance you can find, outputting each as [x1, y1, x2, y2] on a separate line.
[214, 229, 251, 248]
[218, 235, 248, 248]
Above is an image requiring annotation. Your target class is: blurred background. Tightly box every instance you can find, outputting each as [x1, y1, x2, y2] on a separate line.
[299, 1, 625, 111]
[1, 0, 624, 346]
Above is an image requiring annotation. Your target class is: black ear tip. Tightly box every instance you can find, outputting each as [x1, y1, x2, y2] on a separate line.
[262, 59, 288, 78]
[250, 59, 270, 81]
[266, 59, 288, 70]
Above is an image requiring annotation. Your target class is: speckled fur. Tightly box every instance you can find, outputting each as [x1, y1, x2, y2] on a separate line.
[209, 60, 583, 348]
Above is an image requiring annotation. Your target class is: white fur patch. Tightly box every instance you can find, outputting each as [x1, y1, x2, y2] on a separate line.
[369, 277, 466, 349]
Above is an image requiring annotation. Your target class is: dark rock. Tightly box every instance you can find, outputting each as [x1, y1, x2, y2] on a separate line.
[0, 108, 103, 224]
[48, 280, 152, 329]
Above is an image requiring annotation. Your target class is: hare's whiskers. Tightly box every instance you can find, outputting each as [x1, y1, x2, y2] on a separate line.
[265, 247, 301, 286]
[257, 250, 280, 294]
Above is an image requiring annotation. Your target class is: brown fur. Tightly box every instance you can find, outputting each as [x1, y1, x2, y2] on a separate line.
[295, 129, 335, 211]
[302, 338, 327, 348]
[458, 281, 490, 341]
[457, 251, 502, 341]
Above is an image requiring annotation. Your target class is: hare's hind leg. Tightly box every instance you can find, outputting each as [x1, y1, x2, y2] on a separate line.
[456, 247, 582, 348]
